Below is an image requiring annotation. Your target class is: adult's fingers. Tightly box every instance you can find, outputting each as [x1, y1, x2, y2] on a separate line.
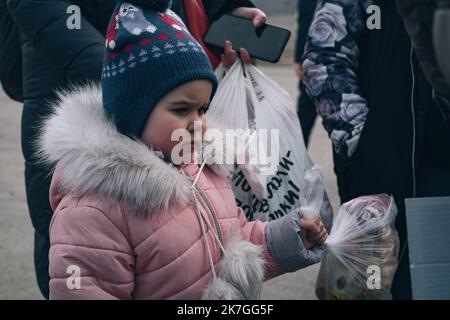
[222, 41, 239, 68]
[294, 63, 303, 78]
[239, 48, 252, 64]
[224, 40, 233, 53]
[232, 7, 267, 28]
[251, 9, 267, 27]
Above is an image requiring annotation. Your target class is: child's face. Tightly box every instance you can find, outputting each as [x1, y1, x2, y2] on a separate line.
[141, 80, 213, 163]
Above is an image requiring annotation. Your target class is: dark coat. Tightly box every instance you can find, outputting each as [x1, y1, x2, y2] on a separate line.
[7, 0, 117, 300]
[0, 0, 23, 102]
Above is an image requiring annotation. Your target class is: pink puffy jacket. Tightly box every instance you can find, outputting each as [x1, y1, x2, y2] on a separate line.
[39, 85, 325, 300]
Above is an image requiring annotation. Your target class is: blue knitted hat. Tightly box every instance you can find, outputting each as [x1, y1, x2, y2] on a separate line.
[101, 0, 218, 138]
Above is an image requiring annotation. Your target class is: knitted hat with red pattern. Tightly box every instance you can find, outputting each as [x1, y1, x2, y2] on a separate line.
[101, 0, 218, 138]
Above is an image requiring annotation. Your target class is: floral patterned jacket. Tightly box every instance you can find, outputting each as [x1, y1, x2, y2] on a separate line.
[302, 0, 372, 159]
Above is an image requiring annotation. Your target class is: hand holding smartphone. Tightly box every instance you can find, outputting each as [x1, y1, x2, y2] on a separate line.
[204, 14, 291, 63]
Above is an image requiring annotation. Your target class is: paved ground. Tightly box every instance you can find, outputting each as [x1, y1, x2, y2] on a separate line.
[0, 64, 339, 300]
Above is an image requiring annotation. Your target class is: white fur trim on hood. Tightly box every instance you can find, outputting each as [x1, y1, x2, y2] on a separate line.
[37, 83, 207, 216]
[38, 83, 267, 299]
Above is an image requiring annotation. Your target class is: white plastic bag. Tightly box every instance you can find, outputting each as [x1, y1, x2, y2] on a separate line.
[205, 62, 269, 200]
[206, 61, 333, 226]
[316, 194, 400, 300]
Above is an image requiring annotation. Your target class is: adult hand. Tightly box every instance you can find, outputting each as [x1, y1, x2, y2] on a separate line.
[221, 41, 252, 68]
[231, 7, 267, 27]
[220, 7, 267, 69]
[294, 63, 303, 79]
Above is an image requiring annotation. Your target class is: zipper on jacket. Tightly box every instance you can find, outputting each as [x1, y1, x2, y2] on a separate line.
[410, 46, 417, 197]
[193, 184, 224, 258]
[398, 45, 418, 266]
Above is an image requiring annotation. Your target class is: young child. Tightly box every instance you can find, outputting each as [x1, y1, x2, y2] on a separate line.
[39, 0, 329, 300]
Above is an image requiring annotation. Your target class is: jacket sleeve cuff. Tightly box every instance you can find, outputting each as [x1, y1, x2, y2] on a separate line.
[265, 210, 324, 272]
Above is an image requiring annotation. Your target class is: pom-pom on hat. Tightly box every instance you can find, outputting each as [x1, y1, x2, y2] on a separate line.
[102, 0, 218, 138]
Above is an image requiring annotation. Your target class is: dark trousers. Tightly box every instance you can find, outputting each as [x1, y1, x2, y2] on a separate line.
[297, 84, 317, 147]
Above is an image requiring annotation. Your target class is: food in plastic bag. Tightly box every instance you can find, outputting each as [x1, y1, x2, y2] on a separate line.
[316, 194, 400, 300]
[206, 61, 333, 228]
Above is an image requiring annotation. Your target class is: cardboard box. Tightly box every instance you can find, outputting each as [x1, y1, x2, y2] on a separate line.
[406, 196, 450, 300]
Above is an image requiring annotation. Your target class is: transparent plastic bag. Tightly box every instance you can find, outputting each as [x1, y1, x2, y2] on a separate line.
[299, 165, 325, 220]
[316, 194, 400, 300]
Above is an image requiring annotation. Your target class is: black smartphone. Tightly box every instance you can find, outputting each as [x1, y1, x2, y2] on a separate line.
[204, 14, 291, 63]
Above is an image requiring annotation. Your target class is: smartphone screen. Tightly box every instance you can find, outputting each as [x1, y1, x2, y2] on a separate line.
[204, 14, 291, 63]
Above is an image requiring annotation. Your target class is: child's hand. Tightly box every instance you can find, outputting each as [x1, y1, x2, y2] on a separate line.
[221, 41, 252, 69]
[300, 215, 328, 250]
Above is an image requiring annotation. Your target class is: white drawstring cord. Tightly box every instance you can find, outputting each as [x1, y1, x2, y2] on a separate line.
[192, 156, 208, 188]
[192, 189, 218, 279]
[190, 156, 228, 255]
[180, 154, 229, 280]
